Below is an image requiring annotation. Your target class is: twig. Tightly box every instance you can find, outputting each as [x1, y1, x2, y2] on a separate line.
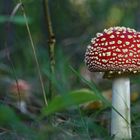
[18, 1, 48, 106]
[10, 3, 22, 18]
[43, 0, 56, 99]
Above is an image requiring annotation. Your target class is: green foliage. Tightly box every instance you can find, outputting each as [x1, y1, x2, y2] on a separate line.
[0, 105, 46, 140]
[41, 89, 99, 116]
[0, 105, 19, 125]
[0, 15, 32, 25]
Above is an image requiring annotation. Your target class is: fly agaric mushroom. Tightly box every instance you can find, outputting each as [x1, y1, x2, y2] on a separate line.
[84, 26, 140, 139]
[9, 79, 31, 114]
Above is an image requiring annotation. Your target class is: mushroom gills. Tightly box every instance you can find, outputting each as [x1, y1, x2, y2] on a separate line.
[103, 70, 140, 79]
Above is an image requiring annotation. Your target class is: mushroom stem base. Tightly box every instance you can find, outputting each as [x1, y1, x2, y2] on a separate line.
[111, 78, 131, 139]
[16, 101, 27, 114]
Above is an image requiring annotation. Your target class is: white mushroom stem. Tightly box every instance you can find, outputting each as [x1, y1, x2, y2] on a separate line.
[16, 101, 27, 114]
[111, 77, 131, 139]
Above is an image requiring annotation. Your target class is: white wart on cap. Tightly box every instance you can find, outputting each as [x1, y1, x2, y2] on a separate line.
[85, 27, 140, 78]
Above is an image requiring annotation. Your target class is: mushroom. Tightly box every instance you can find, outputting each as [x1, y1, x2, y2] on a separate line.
[9, 79, 31, 114]
[84, 26, 140, 139]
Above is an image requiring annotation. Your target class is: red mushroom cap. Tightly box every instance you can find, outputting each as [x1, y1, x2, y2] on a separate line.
[9, 79, 31, 100]
[85, 27, 140, 77]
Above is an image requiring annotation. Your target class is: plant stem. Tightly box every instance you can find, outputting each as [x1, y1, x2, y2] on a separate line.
[44, 0, 56, 99]
[18, 1, 48, 106]
[111, 78, 131, 139]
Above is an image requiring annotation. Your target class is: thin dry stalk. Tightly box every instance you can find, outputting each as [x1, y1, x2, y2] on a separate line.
[43, 0, 56, 99]
[17, 1, 48, 106]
